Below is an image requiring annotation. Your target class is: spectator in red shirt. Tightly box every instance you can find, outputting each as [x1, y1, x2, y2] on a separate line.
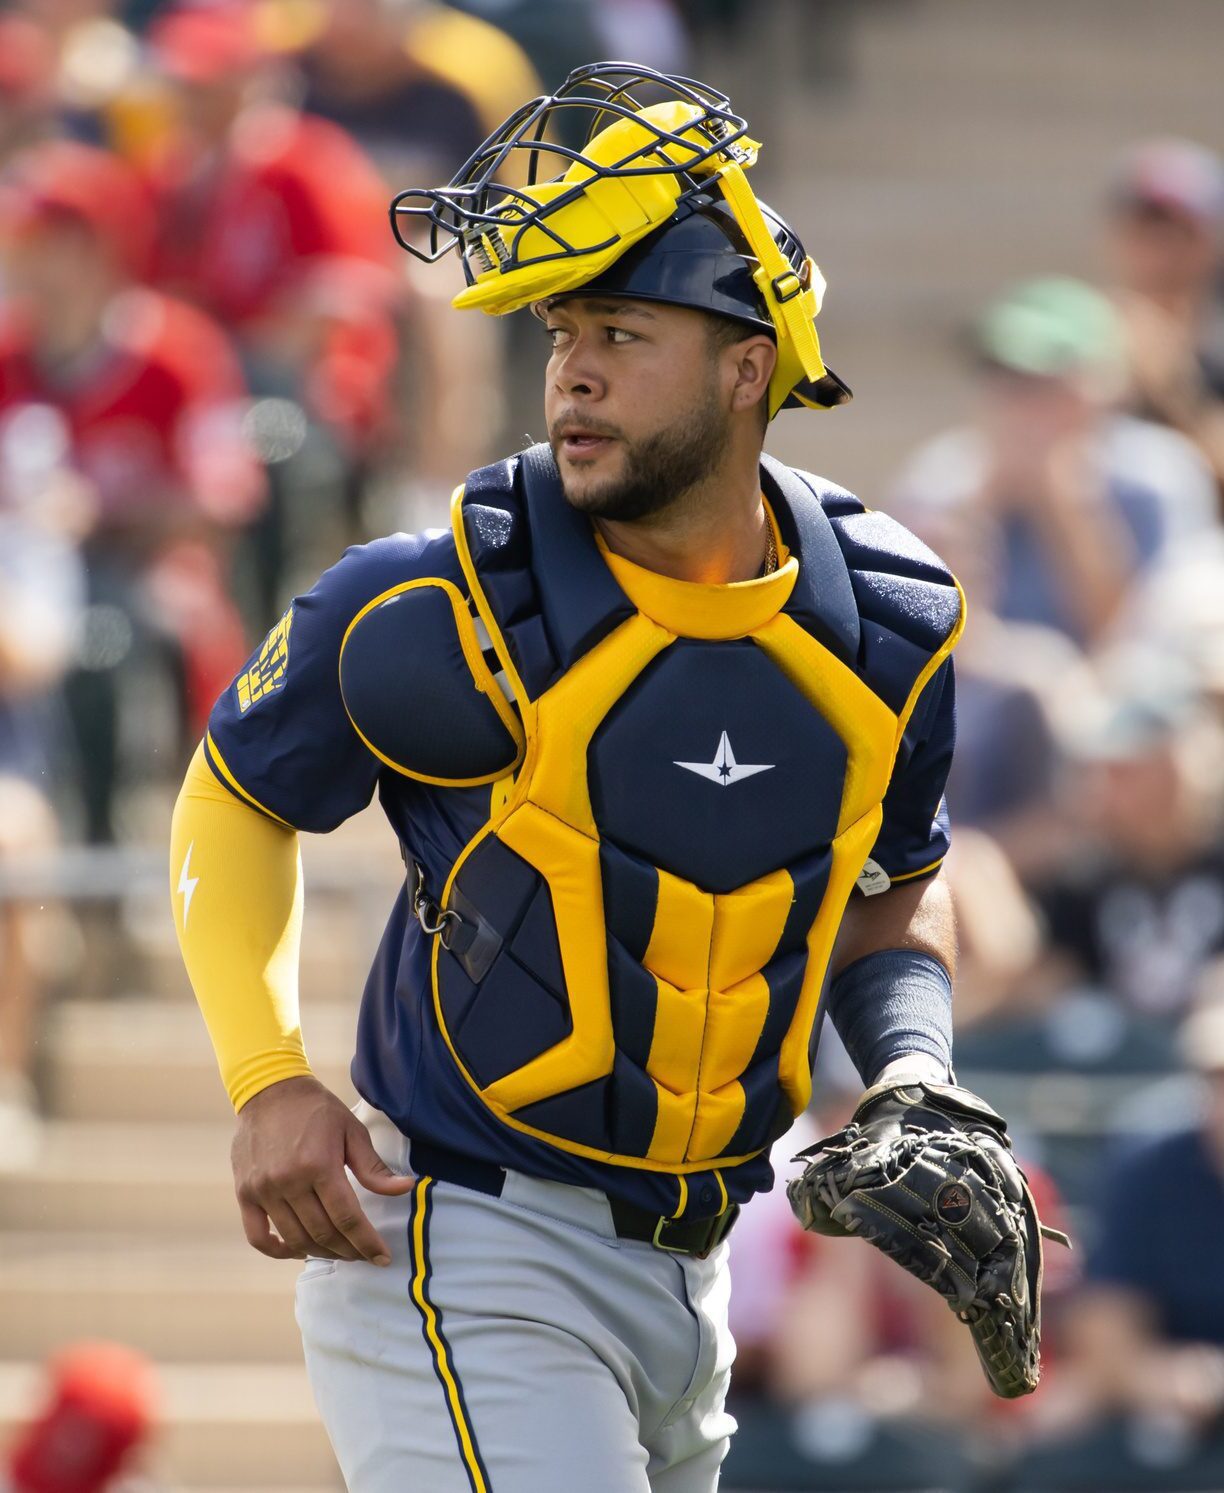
[139, 1, 432, 608]
[0, 138, 263, 839]
[144, 1, 402, 449]
[0, 13, 58, 170]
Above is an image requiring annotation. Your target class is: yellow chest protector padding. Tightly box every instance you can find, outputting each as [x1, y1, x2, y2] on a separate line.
[427, 445, 963, 1174]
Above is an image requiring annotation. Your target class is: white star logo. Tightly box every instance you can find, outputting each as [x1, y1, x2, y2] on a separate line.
[177, 842, 199, 929]
[675, 731, 775, 788]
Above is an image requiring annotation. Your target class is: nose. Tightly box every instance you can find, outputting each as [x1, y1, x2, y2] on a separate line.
[552, 332, 607, 402]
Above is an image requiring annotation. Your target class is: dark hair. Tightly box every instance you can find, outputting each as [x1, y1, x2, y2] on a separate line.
[706, 312, 758, 350]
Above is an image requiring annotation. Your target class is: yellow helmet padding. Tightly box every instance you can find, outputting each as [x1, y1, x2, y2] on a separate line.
[451, 100, 828, 417]
[453, 101, 753, 313]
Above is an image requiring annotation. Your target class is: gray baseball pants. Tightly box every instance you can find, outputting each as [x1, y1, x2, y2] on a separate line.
[295, 1106, 736, 1492]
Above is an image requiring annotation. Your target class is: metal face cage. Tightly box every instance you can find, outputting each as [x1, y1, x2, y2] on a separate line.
[388, 62, 753, 285]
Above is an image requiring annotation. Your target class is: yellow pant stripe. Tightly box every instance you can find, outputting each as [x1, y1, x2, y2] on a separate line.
[409, 1178, 490, 1493]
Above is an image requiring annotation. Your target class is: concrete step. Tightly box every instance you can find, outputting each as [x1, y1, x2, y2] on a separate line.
[0, 1361, 339, 1488]
[46, 998, 358, 1122]
[0, 1236, 304, 1363]
[0, 1122, 241, 1236]
[0, 1106, 402, 1235]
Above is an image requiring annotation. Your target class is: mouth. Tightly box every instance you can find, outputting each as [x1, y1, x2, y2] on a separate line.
[556, 428, 617, 460]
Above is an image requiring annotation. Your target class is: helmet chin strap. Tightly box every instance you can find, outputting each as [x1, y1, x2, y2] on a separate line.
[711, 163, 829, 417]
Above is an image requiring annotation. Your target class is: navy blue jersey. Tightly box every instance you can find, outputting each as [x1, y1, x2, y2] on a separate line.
[1089, 1128, 1224, 1346]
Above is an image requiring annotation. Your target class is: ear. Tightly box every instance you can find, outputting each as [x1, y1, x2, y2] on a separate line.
[729, 335, 777, 419]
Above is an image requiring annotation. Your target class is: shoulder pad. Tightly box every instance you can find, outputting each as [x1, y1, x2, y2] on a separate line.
[761, 459, 860, 667]
[825, 505, 964, 713]
[340, 573, 524, 787]
[457, 453, 559, 701]
[792, 469, 865, 521]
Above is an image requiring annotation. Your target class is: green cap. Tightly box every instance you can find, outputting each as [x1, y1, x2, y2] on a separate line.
[977, 277, 1123, 378]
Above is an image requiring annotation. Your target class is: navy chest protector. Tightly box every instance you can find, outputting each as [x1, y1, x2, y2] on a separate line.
[340, 445, 963, 1176]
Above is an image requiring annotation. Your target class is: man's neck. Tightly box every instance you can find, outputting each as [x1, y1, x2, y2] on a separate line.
[593, 453, 770, 585]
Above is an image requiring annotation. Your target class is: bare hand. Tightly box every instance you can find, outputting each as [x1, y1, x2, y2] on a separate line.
[231, 1075, 415, 1264]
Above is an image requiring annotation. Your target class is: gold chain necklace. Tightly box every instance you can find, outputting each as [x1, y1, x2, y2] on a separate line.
[761, 520, 778, 576]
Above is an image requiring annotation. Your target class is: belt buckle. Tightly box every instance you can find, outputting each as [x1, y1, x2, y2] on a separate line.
[651, 1215, 692, 1255]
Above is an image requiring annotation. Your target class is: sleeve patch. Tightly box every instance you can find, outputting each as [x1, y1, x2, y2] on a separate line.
[237, 606, 294, 714]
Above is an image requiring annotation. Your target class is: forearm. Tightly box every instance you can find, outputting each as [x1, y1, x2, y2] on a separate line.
[826, 872, 957, 1085]
[1070, 1289, 1224, 1420]
[170, 741, 313, 1111]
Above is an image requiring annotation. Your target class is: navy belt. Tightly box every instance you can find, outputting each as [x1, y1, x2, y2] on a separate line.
[409, 1139, 739, 1260]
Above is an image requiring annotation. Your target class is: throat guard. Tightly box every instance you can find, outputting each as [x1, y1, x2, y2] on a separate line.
[395, 446, 964, 1175]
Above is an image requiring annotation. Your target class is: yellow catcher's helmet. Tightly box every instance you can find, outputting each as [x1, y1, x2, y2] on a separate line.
[390, 63, 850, 419]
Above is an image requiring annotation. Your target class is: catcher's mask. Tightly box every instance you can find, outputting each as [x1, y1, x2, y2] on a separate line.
[390, 61, 851, 419]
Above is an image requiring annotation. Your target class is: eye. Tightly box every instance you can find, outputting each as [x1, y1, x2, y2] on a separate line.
[545, 325, 571, 349]
[607, 326, 637, 344]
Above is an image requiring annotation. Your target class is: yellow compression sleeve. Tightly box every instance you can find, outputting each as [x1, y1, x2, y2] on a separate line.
[169, 741, 313, 1112]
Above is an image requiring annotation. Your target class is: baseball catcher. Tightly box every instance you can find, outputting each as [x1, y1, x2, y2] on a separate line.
[170, 56, 1070, 1489]
[788, 1070, 1071, 1398]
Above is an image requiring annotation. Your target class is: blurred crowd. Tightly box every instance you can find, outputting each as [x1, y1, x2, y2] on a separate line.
[723, 137, 1224, 1491]
[0, 3, 1222, 1490]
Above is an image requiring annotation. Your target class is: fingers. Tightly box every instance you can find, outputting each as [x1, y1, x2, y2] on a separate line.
[314, 1169, 394, 1266]
[262, 1197, 323, 1260]
[282, 1189, 365, 1262]
[237, 1160, 404, 1265]
[238, 1186, 351, 1262]
[231, 1098, 413, 1264]
[238, 1196, 303, 1261]
[345, 1119, 417, 1197]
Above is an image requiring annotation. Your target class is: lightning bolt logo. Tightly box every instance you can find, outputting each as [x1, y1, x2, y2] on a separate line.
[177, 842, 199, 929]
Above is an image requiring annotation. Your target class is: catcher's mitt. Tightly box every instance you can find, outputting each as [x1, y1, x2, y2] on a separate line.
[787, 1077, 1070, 1398]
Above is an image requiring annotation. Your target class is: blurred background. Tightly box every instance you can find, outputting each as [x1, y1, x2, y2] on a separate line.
[0, 1, 1221, 1489]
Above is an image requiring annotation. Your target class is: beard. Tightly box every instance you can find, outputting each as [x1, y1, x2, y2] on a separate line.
[549, 385, 730, 523]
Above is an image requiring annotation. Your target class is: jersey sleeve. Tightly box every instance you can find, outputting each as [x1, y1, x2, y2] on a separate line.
[203, 530, 449, 832]
[863, 658, 956, 888]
